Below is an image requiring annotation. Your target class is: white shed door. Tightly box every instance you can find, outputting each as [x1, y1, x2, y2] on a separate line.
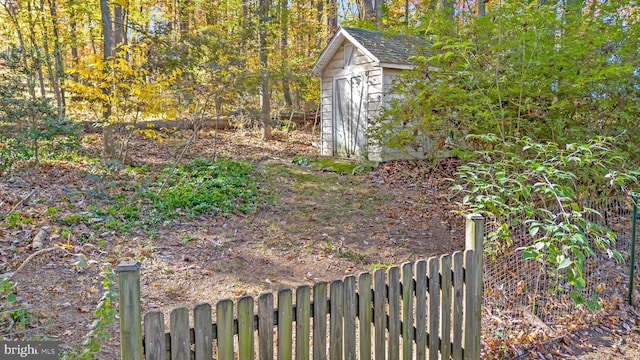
[334, 74, 367, 158]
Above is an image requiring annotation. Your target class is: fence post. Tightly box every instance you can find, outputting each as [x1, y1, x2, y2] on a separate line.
[629, 196, 637, 305]
[116, 261, 144, 360]
[464, 214, 484, 360]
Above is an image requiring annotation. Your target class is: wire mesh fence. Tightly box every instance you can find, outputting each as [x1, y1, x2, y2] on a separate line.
[483, 195, 639, 328]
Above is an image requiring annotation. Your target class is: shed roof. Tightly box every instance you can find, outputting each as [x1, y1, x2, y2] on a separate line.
[312, 27, 427, 75]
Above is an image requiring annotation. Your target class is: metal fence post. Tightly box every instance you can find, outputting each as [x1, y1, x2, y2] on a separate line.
[629, 196, 638, 305]
[464, 214, 484, 360]
[116, 261, 143, 360]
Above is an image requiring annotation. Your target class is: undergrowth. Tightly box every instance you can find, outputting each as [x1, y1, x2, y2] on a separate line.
[61, 265, 117, 360]
[15, 157, 265, 239]
[153, 158, 259, 217]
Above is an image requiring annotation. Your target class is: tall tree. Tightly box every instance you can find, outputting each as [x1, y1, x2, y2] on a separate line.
[280, 0, 292, 107]
[327, 0, 337, 33]
[100, 0, 114, 157]
[46, 0, 66, 118]
[259, 0, 273, 140]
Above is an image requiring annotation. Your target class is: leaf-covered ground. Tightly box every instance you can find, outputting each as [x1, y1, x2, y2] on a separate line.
[0, 126, 638, 359]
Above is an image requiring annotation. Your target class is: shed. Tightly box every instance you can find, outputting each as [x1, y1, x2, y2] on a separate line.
[312, 27, 426, 161]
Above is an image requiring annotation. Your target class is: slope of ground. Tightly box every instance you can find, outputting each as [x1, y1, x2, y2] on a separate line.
[0, 126, 638, 359]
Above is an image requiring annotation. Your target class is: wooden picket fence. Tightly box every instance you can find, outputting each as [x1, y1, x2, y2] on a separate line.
[116, 215, 484, 360]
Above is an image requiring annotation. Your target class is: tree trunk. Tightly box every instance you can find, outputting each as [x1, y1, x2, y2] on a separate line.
[26, 0, 47, 99]
[361, 0, 374, 20]
[69, 5, 79, 82]
[242, 0, 251, 46]
[405, 0, 409, 25]
[259, 0, 272, 140]
[47, 0, 66, 118]
[38, 0, 63, 120]
[314, 0, 323, 48]
[327, 0, 337, 33]
[375, 0, 383, 28]
[280, 0, 292, 107]
[114, 4, 124, 51]
[100, 0, 115, 158]
[478, 0, 486, 17]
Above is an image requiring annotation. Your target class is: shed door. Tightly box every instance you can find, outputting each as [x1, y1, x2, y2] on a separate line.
[334, 74, 367, 158]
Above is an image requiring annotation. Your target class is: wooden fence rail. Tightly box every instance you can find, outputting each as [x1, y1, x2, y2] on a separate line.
[117, 214, 484, 360]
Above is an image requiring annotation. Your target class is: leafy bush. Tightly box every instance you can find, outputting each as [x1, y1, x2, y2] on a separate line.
[154, 158, 259, 217]
[371, 2, 640, 162]
[451, 134, 639, 308]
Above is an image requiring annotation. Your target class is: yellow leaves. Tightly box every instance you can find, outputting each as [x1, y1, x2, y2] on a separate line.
[64, 42, 179, 125]
[135, 129, 164, 143]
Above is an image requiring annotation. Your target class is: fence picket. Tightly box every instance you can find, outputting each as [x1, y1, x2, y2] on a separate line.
[440, 255, 452, 360]
[117, 262, 143, 360]
[143, 312, 165, 360]
[194, 303, 213, 360]
[428, 258, 440, 360]
[388, 266, 400, 360]
[452, 251, 464, 360]
[170, 308, 190, 360]
[259, 293, 275, 360]
[217, 300, 234, 360]
[401, 262, 413, 360]
[238, 296, 255, 360]
[415, 260, 427, 360]
[463, 250, 476, 360]
[358, 272, 372, 360]
[313, 282, 328, 360]
[279, 289, 293, 360]
[344, 276, 357, 360]
[330, 280, 344, 360]
[296, 285, 311, 360]
[373, 269, 386, 360]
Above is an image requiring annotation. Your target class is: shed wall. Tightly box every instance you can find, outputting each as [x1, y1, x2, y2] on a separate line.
[367, 68, 405, 161]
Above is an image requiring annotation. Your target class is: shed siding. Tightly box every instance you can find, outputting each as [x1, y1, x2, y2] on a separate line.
[321, 77, 333, 155]
[368, 68, 406, 161]
[323, 48, 377, 78]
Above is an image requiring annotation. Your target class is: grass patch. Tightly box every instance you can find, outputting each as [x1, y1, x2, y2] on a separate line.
[3, 211, 33, 228]
[311, 158, 376, 174]
[47, 158, 264, 239]
[370, 262, 395, 271]
[292, 155, 376, 175]
[153, 158, 259, 217]
[335, 249, 369, 264]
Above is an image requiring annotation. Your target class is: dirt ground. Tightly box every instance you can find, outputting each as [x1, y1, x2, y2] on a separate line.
[0, 126, 638, 359]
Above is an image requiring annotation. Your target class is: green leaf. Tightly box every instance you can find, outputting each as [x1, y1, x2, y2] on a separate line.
[558, 258, 572, 270]
[6, 293, 16, 303]
[529, 226, 539, 237]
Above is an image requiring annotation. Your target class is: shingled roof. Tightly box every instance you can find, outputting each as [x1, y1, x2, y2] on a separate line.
[312, 27, 427, 75]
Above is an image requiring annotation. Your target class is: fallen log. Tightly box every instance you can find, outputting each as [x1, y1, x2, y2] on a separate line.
[81, 116, 236, 133]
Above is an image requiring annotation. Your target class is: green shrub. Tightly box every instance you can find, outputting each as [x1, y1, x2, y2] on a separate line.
[154, 158, 259, 217]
